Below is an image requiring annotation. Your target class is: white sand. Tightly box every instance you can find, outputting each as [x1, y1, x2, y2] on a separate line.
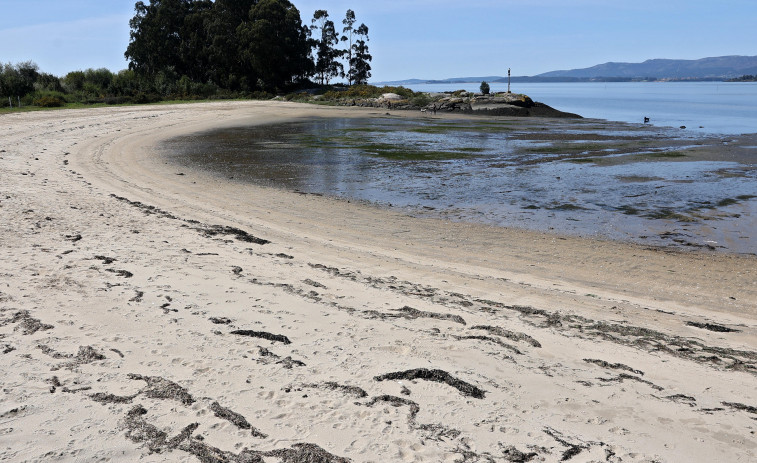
[1, 101, 755, 462]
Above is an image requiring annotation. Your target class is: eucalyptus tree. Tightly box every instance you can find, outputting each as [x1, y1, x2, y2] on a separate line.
[124, 0, 189, 77]
[348, 23, 372, 85]
[311, 10, 343, 85]
[205, 0, 258, 89]
[341, 9, 356, 85]
[238, 0, 313, 91]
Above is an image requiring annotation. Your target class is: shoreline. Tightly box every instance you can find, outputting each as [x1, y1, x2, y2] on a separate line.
[161, 105, 757, 256]
[1, 101, 755, 462]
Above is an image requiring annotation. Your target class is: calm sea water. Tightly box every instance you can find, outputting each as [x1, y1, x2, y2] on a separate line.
[406, 82, 757, 135]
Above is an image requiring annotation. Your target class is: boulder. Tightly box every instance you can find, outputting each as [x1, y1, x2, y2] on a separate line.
[380, 93, 403, 101]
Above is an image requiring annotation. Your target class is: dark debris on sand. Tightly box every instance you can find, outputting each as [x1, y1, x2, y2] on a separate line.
[91, 392, 138, 404]
[106, 268, 134, 278]
[597, 373, 664, 391]
[722, 401, 757, 414]
[686, 321, 741, 333]
[364, 394, 462, 441]
[3, 310, 54, 335]
[583, 358, 643, 376]
[256, 347, 305, 369]
[470, 325, 541, 348]
[127, 373, 195, 405]
[453, 335, 521, 355]
[500, 445, 538, 462]
[210, 401, 268, 438]
[374, 368, 486, 399]
[120, 403, 351, 462]
[110, 194, 270, 245]
[303, 382, 368, 399]
[231, 330, 291, 345]
[197, 224, 270, 245]
[393, 306, 466, 325]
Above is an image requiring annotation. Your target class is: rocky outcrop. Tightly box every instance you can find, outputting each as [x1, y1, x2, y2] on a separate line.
[431, 92, 581, 118]
[324, 91, 581, 118]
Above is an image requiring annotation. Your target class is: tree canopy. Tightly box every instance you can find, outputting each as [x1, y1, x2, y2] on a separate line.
[2, 4, 373, 108]
[124, 1, 370, 93]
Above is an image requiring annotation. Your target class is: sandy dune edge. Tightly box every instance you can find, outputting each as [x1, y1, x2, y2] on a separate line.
[1, 101, 755, 462]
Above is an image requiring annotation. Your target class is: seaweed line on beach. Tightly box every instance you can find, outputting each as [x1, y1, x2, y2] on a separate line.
[306, 262, 757, 376]
[364, 395, 462, 441]
[230, 330, 292, 345]
[109, 194, 270, 245]
[119, 403, 351, 462]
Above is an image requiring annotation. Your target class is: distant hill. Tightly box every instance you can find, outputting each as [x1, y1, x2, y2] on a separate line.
[537, 55, 757, 80]
[376, 55, 757, 85]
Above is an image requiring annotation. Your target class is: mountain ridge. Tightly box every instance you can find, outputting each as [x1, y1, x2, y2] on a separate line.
[375, 55, 757, 85]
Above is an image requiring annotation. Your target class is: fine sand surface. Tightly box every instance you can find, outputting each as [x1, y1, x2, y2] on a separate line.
[1, 101, 755, 462]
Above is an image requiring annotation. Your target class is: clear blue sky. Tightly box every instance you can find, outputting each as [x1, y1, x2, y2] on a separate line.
[1, 0, 755, 82]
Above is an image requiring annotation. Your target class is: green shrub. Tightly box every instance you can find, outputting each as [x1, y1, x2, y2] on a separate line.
[410, 93, 432, 107]
[133, 92, 161, 104]
[34, 95, 65, 107]
[321, 84, 416, 100]
[28, 90, 67, 107]
[480, 81, 490, 95]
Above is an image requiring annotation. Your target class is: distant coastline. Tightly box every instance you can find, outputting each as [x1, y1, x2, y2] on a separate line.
[378, 75, 751, 86]
[375, 54, 757, 86]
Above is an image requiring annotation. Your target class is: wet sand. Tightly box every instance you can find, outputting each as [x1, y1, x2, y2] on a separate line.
[1, 101, 755, 462]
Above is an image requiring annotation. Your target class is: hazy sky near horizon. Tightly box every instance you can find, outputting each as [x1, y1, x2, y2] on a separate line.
[1, 0, 755, 81]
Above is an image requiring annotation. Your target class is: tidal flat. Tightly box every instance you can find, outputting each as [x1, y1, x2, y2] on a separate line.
[164, 116, 757, 254]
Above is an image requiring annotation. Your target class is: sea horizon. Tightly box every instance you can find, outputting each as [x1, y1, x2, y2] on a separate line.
[404, 81, 757, 136]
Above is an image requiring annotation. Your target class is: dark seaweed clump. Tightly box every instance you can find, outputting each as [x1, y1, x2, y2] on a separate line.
[230, 330, 292, 345]
[374, 368, 485, 399]
[686, 321, 740, 333]
[127, 374, 195, 405]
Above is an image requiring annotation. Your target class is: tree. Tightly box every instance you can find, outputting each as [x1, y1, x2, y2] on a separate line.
[238, 0, 313, 91]
[1, 61, 39, 99]
[348, 23, 371, 85]
[179, 0, 214, 83]
[124, 0, 189, 77]
[311, 10, 343, 85]
[206, 0, 258, 89]
[480, 81, 490, 95]
[341, 9, 356, 85]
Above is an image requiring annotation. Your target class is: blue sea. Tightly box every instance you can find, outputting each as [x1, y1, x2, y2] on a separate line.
[405, 81, 757, 135]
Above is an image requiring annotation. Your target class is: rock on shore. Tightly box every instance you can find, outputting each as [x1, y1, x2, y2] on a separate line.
[342, 91, 582, 118]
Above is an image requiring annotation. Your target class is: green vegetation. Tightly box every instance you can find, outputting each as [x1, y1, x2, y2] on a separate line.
[644, 209, 697, 222]
[479, 81, 490, 95]
[644, 151, 687, 158]
[2, 2, 373, 109]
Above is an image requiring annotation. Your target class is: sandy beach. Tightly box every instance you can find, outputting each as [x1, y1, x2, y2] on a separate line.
[1, 101, 755, 462]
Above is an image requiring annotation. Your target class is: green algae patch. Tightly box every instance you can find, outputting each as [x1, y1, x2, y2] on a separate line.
[645, 151, 687, 158]
[644, 209, 698, 222]
[616, 205, 641, 215]
[548, 203, 588, 211]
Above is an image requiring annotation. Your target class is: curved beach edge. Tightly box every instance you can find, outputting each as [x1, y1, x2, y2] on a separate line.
[1, 101, 755, 463]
